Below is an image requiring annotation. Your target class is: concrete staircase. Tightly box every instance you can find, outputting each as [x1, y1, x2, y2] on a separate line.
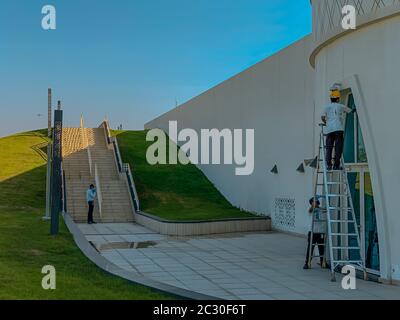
[62, 126, 135, 223]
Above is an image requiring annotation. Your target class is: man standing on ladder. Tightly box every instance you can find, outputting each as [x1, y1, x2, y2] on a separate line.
[321, 88, 355, 170]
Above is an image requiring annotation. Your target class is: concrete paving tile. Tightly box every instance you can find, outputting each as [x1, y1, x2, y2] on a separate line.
[84, 226, 400, 300]
[201, 268, 234, 275]
[210, 277, 244, 284]
[285, 285, 324, 294]
[302, 292, 343, 300]
[237, 295, 275, 301]
[135, 265, 164, 273]
[270, 292, 308, 300]
[227, 288, 263, 296]
[170, 272, 204, 278]
[258, 287, 293, 295]
[181, 280, 220, 290]
[219, 283, 255, 290]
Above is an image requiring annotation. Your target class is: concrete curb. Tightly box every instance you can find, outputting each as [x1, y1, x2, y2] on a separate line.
[135, 211, 271, 236]
[63, 213, 221, 300]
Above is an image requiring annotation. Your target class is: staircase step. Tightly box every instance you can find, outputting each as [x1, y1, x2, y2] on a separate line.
[62, 126, 135, 223]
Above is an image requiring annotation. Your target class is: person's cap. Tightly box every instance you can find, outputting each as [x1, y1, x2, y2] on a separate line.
[330, 90, 341, 99]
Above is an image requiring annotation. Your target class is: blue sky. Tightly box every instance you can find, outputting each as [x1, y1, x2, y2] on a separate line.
[0, 0, 311, 137]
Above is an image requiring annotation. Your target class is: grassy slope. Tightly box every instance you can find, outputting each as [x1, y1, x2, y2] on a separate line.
[116, 130, 255, 221]
[0, 130, 172, 300]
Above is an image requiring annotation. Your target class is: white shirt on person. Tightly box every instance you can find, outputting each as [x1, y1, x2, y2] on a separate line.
[321, 102, 353, 134]
[312, 207, 326, 234]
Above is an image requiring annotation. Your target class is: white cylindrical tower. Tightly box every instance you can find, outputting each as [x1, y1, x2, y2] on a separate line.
[311, 0, 400, 284]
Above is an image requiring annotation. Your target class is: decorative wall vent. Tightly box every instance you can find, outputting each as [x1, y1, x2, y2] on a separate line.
[306, 156, 318, 169]
[296, 163, 305, 173]
[273, 198, 296, 230]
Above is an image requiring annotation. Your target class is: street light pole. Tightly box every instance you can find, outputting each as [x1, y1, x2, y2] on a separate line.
[48, 88, 52, 137]
[43, 88, 53, 221]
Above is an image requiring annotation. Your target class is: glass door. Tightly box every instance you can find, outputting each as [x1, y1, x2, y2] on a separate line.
[346, 167, 380, 274]
[364, 172, 379, 272]
[343, 92, 380, 274]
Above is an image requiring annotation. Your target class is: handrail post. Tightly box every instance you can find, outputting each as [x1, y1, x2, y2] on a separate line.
[95, 163, 103, 219]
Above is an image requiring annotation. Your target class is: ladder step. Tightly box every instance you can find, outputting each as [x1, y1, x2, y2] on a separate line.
[332, 260, 364, 264]
[314, 130, 366, 274]
[320, 208, 352, 214]
[317, 171, 344, 174]
[317, 182, 346, 186]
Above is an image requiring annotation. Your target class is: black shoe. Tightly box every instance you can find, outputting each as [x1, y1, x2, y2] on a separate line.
[91, 221, 97, 224]
[333, 166, 343, 171]
[327, 166, 333, 171]
[303, 264, 310, 270]
[88, 221, 93, 225]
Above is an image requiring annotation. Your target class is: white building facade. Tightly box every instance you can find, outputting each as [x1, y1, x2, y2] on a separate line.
[146, 1, 400, 284]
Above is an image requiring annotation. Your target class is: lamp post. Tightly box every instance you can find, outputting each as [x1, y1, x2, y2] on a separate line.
[48, 88, 52, 137]
[50, 105, 63, 235]
[43, 89, 53, 221]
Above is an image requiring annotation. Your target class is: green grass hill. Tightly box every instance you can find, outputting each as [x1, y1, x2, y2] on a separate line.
[115, 130, 256, 221]
[0, 130, 172, 299]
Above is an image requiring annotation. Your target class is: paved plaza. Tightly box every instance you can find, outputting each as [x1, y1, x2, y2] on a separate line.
[78, 223, 400, 300]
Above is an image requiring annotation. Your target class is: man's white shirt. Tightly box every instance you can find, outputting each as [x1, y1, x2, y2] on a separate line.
[312, 208, 326, 234]
[322, 102, 353, 134]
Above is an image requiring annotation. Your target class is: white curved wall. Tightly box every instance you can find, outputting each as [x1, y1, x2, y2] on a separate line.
[313, 15, 400, 282]
[146, 3, 400, 284]
[146, 37, 316, 235]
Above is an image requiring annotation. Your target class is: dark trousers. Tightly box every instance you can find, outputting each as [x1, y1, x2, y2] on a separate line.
[88, 201, 94, 223]
[326, 131, 344, 168]
[305, 232, 325, 264]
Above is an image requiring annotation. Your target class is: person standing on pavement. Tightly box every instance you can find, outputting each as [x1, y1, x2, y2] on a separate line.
[86, 184, 97, 224]
[304, 197, 328, 269]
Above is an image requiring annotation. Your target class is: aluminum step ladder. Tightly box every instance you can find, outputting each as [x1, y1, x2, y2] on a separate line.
[308, 124, 367, 282]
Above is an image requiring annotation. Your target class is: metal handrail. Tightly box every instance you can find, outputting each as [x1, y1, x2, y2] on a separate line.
[123, 163, 140, 212]
[94, 163, 103, 219]
[101, 120, 140, 212]
[113, 138, 123, 172]
[81, 115, 93, 176]
[102, 120, 112, 145]
[87, 145, 92, 177]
